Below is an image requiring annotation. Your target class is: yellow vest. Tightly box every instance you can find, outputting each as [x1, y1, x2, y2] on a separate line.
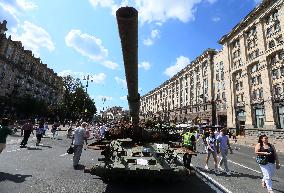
[182, 132, 193, 146]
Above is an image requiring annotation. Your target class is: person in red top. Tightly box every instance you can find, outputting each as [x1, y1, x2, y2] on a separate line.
[20, 119, 34, 148]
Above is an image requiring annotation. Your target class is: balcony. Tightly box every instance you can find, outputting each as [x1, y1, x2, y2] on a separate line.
[251, 98, 264, 104]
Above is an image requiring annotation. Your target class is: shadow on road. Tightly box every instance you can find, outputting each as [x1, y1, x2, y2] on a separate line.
[74, 164, 85, 170]
[102, 176, 215, 193]
[0, 172, 32, 183]
[40, 145, 52, 148]
[197, 167, 262, 179]
[27, 147, 42, 150]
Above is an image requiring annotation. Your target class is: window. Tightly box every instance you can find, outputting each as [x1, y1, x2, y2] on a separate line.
[274, 21, 281, 32]
[236, 82, 240, 91]
[257, 76, 262, 84]
[252, 90, 257, 99]
[251, 64, 257, 73]
[237, 95, 240, 102]
[220, 62, 224, 70]
[281, 66, 284, 76]
[279, 106, 284, 129]
[222, 92, 226, 100]
[279, 52, 284, 60]
[272, 69, 279, 79]
[240, 81, 243, 89]
[269, 40, 275, 49]
[259, 88, 263, 99]
[251, 77, 257, 85]
[276, 35, 283, 44]
[266, 27, 272, 37]
[255, 108, 265, 128]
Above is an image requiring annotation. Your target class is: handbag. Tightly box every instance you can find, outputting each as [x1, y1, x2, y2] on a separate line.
[67, 146, 74, 154]
[256, 155, 268, 165]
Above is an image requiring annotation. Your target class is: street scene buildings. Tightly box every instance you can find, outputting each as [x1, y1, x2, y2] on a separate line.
[0, 20, 64, 116]
[140, 0, 284, 136]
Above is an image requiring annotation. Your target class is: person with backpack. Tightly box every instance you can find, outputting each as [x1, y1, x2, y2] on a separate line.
[205, 129, 219, 174]
[0, 118, 14, 154]
[255, 135, 280, 193]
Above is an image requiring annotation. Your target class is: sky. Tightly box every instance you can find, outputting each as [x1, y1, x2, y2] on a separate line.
[0, 0, 262, 111]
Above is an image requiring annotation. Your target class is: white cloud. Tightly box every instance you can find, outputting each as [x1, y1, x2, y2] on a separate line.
[0, 0, 37, 30]
[120, 96, 127, 101]
[143, 29, 160, 46]
[65, 29, 108, 62]
[11, 21, 55, 56]
[58, 70, 106, 84]
[254, 0, 262, 4]
[138, 61, 151, 70]
[89, 0, 218, 24]
[164, 56, 190, 77]
[151, 29, 160, 39]
[143, 38, 153, 46]
[16, 0, 37, 10]
[212, 17, 221, 22]
[115, 76, 127, 88]
[103, 60, 119, 70]
[65, 29, 119, 70]
[136, 0, 202, 24]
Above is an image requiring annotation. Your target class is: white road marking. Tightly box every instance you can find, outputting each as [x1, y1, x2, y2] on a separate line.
[59, 153, 68, 157]
[198, 170, 233, 193]
[217, 155, 261, 174]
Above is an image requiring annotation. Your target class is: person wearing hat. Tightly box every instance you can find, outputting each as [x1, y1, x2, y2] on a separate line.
[0, 118, 14, 154]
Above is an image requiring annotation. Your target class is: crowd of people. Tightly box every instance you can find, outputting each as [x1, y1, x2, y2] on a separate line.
[0, 117, 281, 192]
[180, 126, 281, 193]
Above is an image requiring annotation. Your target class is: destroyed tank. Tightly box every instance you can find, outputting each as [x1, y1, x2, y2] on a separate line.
[91, 7, 196, 181]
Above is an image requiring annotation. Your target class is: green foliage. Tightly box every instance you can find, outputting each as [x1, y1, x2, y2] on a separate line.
[58, 75, 97, 121]
[14, 95, 49, 118]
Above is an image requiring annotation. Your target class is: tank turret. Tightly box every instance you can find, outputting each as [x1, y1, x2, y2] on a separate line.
[116, 7, 141, 139]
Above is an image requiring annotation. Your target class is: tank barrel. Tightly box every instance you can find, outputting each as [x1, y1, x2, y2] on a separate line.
[116, 7, 140, 127]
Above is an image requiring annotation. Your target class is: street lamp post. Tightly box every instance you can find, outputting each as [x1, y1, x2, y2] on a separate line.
[83, 75, 93, 119]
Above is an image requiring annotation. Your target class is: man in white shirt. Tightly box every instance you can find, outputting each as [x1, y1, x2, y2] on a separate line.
[216, 128, 233, 175]
[72, 122, 88, 168]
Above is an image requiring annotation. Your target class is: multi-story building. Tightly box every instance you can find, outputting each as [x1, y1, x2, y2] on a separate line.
[140, 0, 284, 136]
[141, 49, 217, 125]
[219, 0, 284, 134]
[0, 20, 64, 115]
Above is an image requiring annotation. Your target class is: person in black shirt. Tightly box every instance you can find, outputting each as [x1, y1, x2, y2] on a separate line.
[255, 135, 280, 193]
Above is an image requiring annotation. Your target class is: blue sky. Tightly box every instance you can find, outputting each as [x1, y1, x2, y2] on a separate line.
[0, 0, 261, 111]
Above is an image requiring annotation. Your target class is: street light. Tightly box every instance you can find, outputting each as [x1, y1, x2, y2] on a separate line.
[82, 75, 94, 117]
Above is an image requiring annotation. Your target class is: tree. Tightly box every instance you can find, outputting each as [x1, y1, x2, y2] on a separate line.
[58, 75, 97, 121]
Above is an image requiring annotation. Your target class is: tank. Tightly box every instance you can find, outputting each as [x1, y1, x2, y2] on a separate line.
[91, 7, 196, 181]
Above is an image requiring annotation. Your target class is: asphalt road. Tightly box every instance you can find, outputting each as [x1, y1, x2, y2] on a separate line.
[192, 139, 284, 193]
[0, 131, 215, 193]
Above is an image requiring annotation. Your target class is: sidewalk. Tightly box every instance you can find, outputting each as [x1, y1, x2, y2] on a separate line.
[231, 135, 284, 154]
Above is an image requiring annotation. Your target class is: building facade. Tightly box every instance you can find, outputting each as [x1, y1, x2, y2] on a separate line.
[140, 0, 284, 135]
[0, 20, 64, 115]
